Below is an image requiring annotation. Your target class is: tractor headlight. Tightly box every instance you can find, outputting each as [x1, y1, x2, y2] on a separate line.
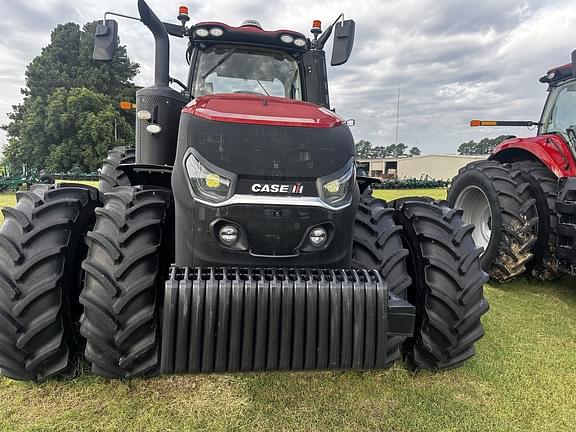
[317, 161, 355, 207]
[185, 152, 234, 203]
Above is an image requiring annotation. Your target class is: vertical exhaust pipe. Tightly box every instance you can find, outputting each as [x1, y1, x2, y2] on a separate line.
[138, 0, 170, 86]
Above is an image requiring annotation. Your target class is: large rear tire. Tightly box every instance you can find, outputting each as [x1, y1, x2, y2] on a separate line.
[80, 186, 171, 378]
[352, 197, 413, 367]
[0, 184, 100, 381]
[448, 160, 537, 282]
[390, 199, 489, 370]
[510, 161, 560, 280]
[98, 147, 135, 193]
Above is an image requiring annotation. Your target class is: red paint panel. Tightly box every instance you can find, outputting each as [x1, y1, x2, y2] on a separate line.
[493, 134, 576, 177]
[183, 94, 344, 129]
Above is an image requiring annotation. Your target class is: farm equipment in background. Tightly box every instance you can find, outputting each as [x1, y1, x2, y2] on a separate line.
[448, 56, 576, 282]
[0, 169, 39, 193]
[0, 0, 488, 382]
[373, 175, 450, 190]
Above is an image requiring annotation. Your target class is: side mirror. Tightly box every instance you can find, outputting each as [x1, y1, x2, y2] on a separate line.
[93, 20, 118, 61]
[331, 20, 355, 66]
[572, 49, 576, 78]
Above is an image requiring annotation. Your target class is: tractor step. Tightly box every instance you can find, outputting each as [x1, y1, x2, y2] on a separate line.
[557, 177, 576, 269]
[160, 267, 415, 374]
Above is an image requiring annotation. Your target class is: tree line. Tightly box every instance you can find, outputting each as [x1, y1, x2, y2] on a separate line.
[356, 135, 516, 159]
[355, 140, 421, 158]
[1, 22, 138, 173]
[457, 135, 514, 155]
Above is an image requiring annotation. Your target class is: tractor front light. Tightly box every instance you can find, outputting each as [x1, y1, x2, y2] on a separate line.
[195, 28, 209, 37]
[185, 152, 234, 203]
[209, 27, 224, 37]
[317, 161, 355, 206]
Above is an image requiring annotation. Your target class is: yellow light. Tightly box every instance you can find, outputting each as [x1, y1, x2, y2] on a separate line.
[205, 173, 221, 188]
[119, 101, 136, 110]
[470, 120, 497, 127]
[325, 180, 340, 193]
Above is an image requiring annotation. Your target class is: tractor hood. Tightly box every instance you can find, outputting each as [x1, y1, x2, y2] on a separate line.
[178, 94, 354, 178]
[182, 94, 344, 128]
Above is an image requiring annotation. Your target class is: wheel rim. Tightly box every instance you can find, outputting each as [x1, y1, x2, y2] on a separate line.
[454, 185, 492, 252]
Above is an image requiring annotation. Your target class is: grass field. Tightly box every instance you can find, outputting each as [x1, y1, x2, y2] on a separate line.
[1, 188, 575, 431]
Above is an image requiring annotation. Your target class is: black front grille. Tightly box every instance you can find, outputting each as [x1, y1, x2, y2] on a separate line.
[160, 267, 415, 374]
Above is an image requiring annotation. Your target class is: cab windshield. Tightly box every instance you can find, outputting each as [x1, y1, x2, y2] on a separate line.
[541, 80, 576, 140]
[191, 47, 302, 99]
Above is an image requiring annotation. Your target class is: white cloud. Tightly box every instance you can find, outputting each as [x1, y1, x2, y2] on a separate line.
[0, 0, 574, 154]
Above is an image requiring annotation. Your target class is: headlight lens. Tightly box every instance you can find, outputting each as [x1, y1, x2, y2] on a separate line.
[318, 162, 355, 206]
[185, 153, 233, 203]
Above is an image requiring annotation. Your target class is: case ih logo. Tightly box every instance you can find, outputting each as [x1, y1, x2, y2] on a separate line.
[251, 183, 304, 194]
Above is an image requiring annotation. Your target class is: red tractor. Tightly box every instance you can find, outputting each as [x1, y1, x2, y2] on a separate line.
[0, 1, 488, 381]
[449, 58, 576, 282]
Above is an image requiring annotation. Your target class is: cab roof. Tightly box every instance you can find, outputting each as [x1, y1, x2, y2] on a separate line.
[540, 63, 573, 85]
[190, 22, 309, 52]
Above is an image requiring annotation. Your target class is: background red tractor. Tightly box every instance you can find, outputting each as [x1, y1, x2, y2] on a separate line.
[448, 57, 576, 282]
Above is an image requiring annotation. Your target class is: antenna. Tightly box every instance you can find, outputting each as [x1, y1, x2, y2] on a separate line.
[395, 87, 400, 145]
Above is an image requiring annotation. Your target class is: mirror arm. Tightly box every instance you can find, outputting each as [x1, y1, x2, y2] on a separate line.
[103, 11, 141, 23]
[316, 13, 344, 49]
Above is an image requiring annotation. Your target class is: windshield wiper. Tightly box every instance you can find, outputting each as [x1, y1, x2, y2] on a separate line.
[288, 68, 299, 99]
[256, 80, 270, 96]
[202, 48, 238, 80]
[566, 125, 576, 147]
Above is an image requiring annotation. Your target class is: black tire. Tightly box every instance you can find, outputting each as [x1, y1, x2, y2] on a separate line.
[390, 199, 489, 370]
[80, 186, 172, 379]
[447, 160, 537, 283]
[0, 184, 100, 381]
[511, 161, 561, 280]
[98, 146, 135, 193]
[351, 197, 413, 367]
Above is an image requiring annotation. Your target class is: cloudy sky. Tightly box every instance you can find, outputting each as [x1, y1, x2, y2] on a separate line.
[0, 0, 575, 153]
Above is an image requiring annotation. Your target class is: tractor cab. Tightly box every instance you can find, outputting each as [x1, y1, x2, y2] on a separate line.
[93, 1, 354, 168]
[184, 18, 354, 108]
[538, 66, 576, 156]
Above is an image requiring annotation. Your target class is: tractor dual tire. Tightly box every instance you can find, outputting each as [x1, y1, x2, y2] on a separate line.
[80, 186, 172, 379]
[510, 161, 560, 280]
[390, 199, 489, 370]
[447, 160, 537, 283]
[352, 197, 413, 367]
[0, 184, 100, 381]
[98, 146, 135, 193]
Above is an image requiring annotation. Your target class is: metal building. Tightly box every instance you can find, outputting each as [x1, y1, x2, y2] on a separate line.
[357, 155, 486, 180]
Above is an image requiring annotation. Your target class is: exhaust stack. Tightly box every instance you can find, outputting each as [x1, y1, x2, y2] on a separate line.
[138, 0, 170, 86]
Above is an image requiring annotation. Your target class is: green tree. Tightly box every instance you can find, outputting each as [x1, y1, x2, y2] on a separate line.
[383, 143, 407, 157]
[457, 135, 514, 155]
[409, 146, 421, 155]
[2, 21, 139, 172]
[355, 140, 373, 158]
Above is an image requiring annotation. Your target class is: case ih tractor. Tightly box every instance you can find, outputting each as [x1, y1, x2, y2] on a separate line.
[0, 0, 488, 381]
[449, 56, 576, 282]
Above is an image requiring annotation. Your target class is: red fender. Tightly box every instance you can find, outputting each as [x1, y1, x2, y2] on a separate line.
[490, 134, 576, 178]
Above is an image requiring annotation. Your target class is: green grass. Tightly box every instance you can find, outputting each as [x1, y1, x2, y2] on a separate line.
[0, 193, 15, 224]
[372, 187, 447, 201]
[0, 181, 97, 224]
[0, 188, 575, 431]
